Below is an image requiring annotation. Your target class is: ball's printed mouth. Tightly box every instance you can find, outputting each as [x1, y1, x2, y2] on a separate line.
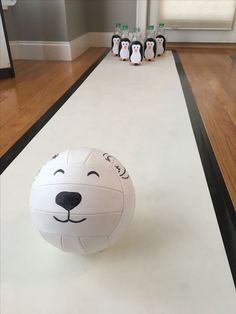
[53, 215, 87, 223]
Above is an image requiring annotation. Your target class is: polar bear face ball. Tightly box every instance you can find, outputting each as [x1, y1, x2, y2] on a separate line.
[30, 148, 135, 254]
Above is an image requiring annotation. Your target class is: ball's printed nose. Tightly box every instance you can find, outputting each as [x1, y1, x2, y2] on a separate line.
[55, 192, 82, 211]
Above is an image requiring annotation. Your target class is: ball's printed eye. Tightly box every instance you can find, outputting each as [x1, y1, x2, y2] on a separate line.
[87, 171, 100, 178]
[54, 169, 65, 175]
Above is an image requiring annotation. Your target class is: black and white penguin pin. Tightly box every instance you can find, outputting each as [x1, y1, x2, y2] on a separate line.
[119, 38, 131, 61]
[156, 35, 166, 56]
[130, 41, 143, 65]
[144, 38, 156, 61]
[111, 35, 121, 56]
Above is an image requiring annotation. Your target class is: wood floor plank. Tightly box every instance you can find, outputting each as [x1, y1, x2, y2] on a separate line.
[176, 47, 236, 208]
[0, 47, 107, 156]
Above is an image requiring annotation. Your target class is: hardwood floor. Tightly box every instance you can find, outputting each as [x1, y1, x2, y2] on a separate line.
[176, 47, 236, 209]
[0, 46, 235, 208]
[0, 47, 107, 156]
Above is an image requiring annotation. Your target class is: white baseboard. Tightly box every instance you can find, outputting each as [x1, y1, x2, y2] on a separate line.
[10, 40, 72, 61]
[10, 33, 90, 61]
[70, 33, 90, 60]
[9, 32, 112, 61]
[9, 29, 236, 61]
[89, 32, 112, 47]
[86, 31, 236, 48]
[165, 29, 236, 43]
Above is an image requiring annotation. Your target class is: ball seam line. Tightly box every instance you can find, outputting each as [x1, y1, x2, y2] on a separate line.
[32, 183, 122, 193]
[31, 207, 122, 215]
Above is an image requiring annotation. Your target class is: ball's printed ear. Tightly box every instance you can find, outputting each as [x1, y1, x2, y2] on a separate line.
[103, 152, 130, 179]
[103, 152, 114, 163]
[51, 153, 59, 160]
[114, 163, 129, 180]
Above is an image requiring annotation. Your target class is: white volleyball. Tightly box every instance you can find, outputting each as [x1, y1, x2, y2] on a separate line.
[30, 148, 135, 254]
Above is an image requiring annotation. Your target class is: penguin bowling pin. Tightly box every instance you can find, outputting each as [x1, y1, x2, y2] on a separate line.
[144, 38, 156, 61]
[156, 35, 166, 57]
[130, 41, 143, 65]
[119, 39, 131, 61]
[111, 35, 121, 56]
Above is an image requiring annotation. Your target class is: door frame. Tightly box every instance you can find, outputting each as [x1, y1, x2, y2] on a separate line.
[0, 1, 15, 79]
